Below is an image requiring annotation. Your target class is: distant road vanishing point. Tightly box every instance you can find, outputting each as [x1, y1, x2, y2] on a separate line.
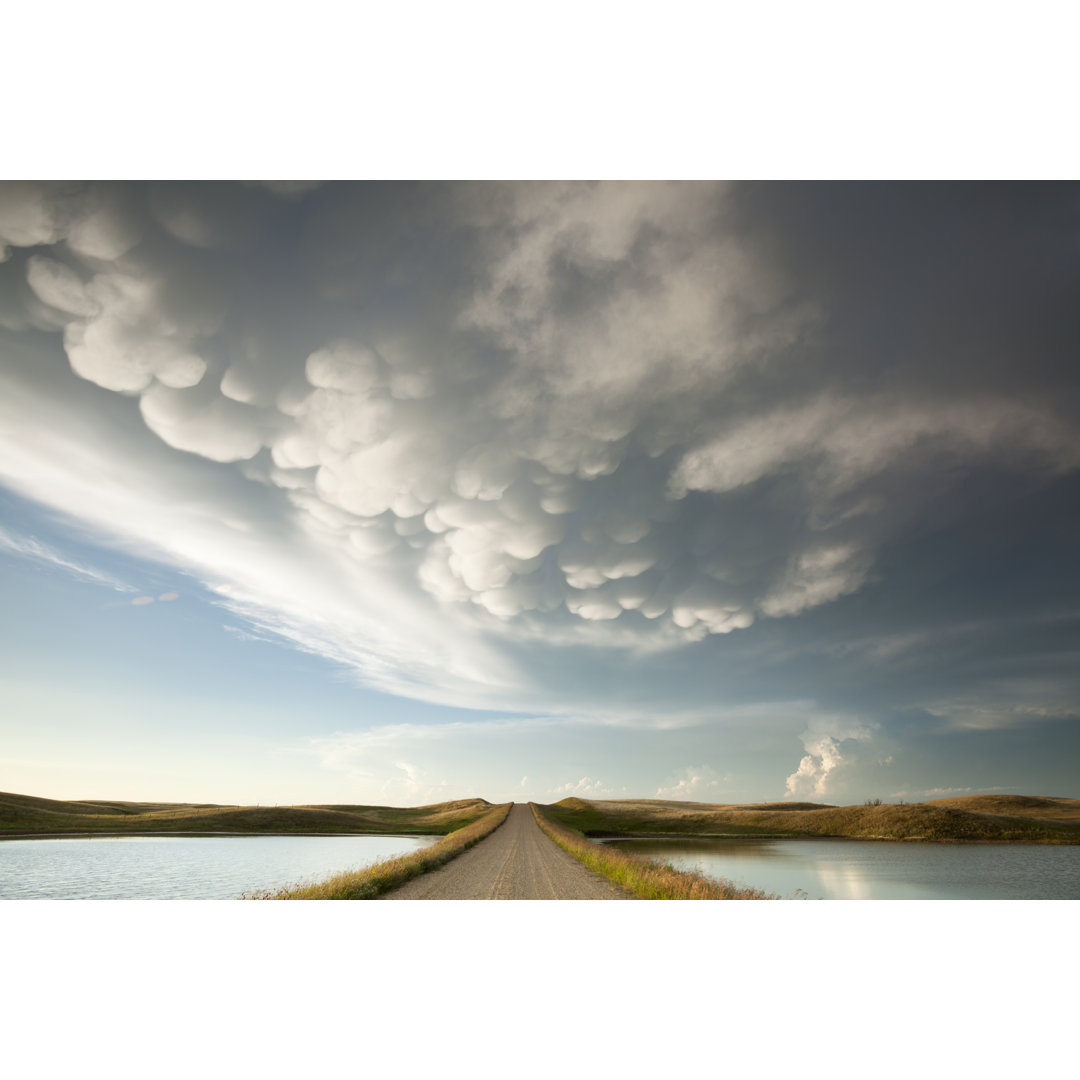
[384, 804, 629, 899]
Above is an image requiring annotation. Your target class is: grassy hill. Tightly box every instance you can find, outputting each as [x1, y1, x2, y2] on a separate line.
[0, 790, 494, 837]
[8, 789, 1077, 843]
[541, 794, 1080, 844]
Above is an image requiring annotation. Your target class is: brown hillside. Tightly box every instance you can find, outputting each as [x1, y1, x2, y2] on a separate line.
[0, 791, 227, 818]
[545, 794, 1080, 843]
[0, 790, 494, 837]
[923, 794, 1080, 822]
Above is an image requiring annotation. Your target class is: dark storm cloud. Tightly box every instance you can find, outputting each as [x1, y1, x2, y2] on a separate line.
[1, 180, 1077, 797]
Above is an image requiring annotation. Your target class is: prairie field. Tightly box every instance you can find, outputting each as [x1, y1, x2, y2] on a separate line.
[540, 794, 1080, 844]
[0, 790, 495, 838]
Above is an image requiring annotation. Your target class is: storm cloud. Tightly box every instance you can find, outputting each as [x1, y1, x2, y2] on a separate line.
[2, 180, 1078, 800]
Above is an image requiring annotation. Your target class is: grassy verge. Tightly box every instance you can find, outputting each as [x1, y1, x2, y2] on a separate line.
[530, 803, 774, 900]
[251, 802, 512, 899]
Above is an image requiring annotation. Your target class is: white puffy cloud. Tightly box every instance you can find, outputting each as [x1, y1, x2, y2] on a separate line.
[25, 256, 99, 317]
[305, 339, 381, 394]
[0, 182, 73, 256]
[60, 268, 217, 393]
[65, 195, 141, 261]
[139, 382, 267, 462]
[0, 182, 140, 263]
[784, 720, 878, 800]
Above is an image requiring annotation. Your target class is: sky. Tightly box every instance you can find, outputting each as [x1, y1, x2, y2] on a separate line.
[1, 180, 1078, 807]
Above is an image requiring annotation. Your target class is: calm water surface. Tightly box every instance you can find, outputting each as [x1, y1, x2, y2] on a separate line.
[599, 837, 1080, 899]
[0, 834, 439, 899]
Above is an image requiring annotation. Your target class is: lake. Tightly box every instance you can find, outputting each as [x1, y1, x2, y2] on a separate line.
[0, 834, 440, 899]
[597, 836, 1080, 899]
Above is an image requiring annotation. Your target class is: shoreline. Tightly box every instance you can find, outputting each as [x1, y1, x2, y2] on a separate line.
[0, 830, 443, 842]
[590, 832, 1073, 844]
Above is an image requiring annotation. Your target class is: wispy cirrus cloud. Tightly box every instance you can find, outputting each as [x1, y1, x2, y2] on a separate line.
[0, 524, 137, 594]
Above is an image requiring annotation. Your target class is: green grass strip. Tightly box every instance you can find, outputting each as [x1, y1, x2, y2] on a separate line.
[530, 803, 775, 900]
[251, 802, 512, 900]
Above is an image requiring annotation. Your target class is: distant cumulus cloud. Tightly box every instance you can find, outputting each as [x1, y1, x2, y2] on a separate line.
[1, 180, 1078, 793]
[655, 765, 727, 800]
[551, 777, 620, 798]
[784, 719, 879, 800]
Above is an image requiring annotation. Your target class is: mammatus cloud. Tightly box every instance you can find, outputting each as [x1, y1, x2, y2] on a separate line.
[2, 181, 1079, 798]
[0, 181, 848, 648]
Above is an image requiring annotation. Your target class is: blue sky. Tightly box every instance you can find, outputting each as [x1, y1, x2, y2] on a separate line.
[1, 181, 1078, 806]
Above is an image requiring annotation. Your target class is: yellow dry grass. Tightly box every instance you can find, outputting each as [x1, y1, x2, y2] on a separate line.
[0, 789, 495, 837]
[530, 803, 774, 900]
[922, 794, 1080, 822]
[252, 802, 513, 899]
[545, 794, 1080, 843]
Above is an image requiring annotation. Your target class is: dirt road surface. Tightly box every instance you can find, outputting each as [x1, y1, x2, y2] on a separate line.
[384, 804, 630, 899]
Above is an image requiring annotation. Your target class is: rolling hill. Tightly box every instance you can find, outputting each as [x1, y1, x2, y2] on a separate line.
[541, 794, 1080, 843]
[0, 790, 494, 837]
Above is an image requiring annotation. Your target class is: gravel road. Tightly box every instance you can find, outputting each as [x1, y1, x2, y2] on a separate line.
[383, 803, 630, 899]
